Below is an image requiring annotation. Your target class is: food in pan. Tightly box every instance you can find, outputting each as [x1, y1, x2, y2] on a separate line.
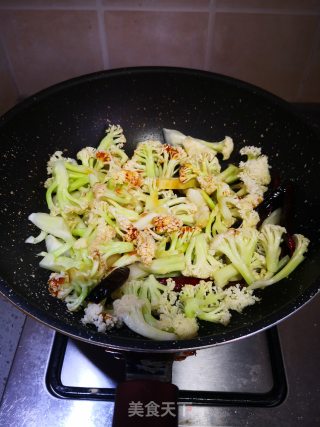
[26, 125, 309, 340]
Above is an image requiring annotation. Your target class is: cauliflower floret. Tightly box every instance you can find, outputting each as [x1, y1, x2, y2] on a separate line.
[123, 169, 143, 187]
[123, 224, 139, 242]
[215, 309, 231, 325]
[82, 302, 122, 332]
[88, 200, 110, 225]
[44, 177, 54, 189]
[183, 234, 223, 279]
[115, 215, 133, 233]
[220, 136, 234, 160]
[238, 172, 266, 198]
[236, 193, 263, 212]
[152, 215, 183, 233]
[113, 294, 144, 316]
[76, 147, 97, 166]
[183, 136, 212, 158]
[163, 144, 186, 159]
[238, 146, 271, 200]
[179, 163, 195, 183]
[136, 230, 156, 265]
[197, 175, 221, 195]
[158, 312, 199, 339]
[239, 155, 271, 186]
[164, 277, 178, 294]
[181, 135, 233, 160]
[99, 124, 126, 150]
[95, 150, 112, 163]
[251, 251, 267, 279]
[171, 314, 199, 339]
[97, 219, 117, 242]
[106, 169, 127, 185]
[113, 294, 177, 340]
[239, 146, 261, 159]
[238, 209, 260, 228]
[88, 219, 117, 256]
[223, 284, 260, 313]
[47, 151, 77, 174]
[179, 280, 233, 326]
[110, 125, 126, 147]
[180, 153, 221, 184]
[92, 183, 107, 200]
[186, 188, 210, 228]
[48, 272, 71, 299]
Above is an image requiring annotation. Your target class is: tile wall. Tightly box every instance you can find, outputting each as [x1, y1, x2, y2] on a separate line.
[0, 0, 319, 115]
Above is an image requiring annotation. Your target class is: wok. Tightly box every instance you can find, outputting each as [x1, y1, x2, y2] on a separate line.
[0, 66, 319, 354]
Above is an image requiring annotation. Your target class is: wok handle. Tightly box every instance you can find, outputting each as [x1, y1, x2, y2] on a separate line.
[112, 379, 179, 427]
[105, 350, 179, 426]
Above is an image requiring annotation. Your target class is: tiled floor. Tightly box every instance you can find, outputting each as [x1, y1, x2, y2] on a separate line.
[0, 293, 25, 402]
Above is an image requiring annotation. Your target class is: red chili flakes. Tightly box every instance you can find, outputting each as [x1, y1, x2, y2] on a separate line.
[152, 215, 183, 233]
[123, 226, 139, 242]
[48, 275, 65, 297]
[96, 151, 111, 162]
[163, 144, 181, 158]
[179, 226, 194, 235]
[124, 170, 142, 187]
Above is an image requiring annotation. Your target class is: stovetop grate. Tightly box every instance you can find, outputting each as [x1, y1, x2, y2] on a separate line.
[46, 327, 287, 407]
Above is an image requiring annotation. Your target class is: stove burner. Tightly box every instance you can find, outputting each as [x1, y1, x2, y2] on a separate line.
[46, 327, 286, 407]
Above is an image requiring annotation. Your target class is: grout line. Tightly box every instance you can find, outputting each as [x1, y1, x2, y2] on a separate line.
[0, 4, 319, 15]
[0, 34, 20, 99]
[215, 7, 320, 16]
[0, 2, 319, 15]
[97, 5, 209, 12]
[0, 4, 209, 12]
[96, 0, 110, 69]
[0, 4, 97, 11]
[204, 0, 216, 71]
[296, 19, 320, 101]
[0, 6, 95, 12]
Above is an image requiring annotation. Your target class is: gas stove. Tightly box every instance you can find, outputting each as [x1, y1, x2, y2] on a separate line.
[46, 325, 285, 406]
[0, 103, 320, 426]
[0, 293, 319, 427]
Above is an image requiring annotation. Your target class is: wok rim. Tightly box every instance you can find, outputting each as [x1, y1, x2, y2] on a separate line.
[0, 66, 319, 352]
[0, 281, 319, 352]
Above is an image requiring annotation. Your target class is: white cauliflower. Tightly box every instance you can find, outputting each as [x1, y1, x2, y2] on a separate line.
[240, 155, 271, 186]
[239, 145, 261, 159]
[152, 215, 183, 233]
[239, 145, 271, 186]
[88, 220, 117, 256]
[238, 209, 260, 228]
[81, 302, 122, 332]
[197, 175, 221, 195]
[223, 284, 260, 313]
[238, 172, 266, 199]
[47, 150, 77, 174]
[76, 147, 97, 166]
[136, 230, 156, 265]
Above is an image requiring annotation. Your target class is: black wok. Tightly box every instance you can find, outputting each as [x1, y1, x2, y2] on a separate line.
[0, 67, 319, 354]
